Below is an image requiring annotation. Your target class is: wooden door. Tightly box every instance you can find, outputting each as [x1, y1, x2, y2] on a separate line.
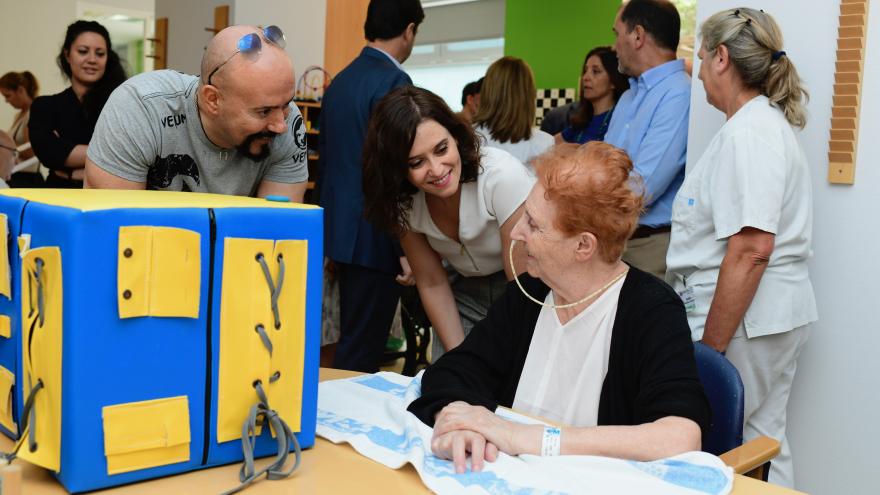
[323, 0, 371, 76]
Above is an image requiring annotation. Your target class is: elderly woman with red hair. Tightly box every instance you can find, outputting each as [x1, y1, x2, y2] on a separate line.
[408, 142, 710, 472]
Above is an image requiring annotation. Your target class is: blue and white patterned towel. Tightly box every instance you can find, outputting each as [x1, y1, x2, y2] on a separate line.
[316, 372, 734, 495]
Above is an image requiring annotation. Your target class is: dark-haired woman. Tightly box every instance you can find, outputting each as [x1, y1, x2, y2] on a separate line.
[364, 85, 534, 360]
[556, 47, 629, 145]
[29, 20, 126, 188]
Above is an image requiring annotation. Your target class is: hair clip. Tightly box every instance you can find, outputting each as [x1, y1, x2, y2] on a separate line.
[734, 8, 741, 15]
[746, 18, 752, 25]
[772, 50, 786, 61]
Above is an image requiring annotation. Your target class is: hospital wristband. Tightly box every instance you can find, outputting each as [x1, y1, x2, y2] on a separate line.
[541, 426, 561, 456]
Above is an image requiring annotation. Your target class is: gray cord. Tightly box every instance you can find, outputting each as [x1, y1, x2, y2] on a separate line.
[219, 251, 299, 494]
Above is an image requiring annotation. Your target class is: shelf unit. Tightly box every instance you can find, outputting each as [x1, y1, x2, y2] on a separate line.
[827, 0, 869, 184]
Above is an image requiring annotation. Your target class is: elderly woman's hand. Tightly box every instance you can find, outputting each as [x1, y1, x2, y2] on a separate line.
[433, 401, 536, 458]
[431, 429, 499, 473]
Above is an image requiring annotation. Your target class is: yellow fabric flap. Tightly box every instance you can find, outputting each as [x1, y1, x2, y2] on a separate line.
[216, 238, 308, 443]
[217, 238, 274, 443]
[17, 234, 30, 255]
[0, 365, 16, 433]
[118, 226, 201, 319]
[102, 396, 191, 475]
[267, 240, 308, 433]
[17, 246, 63, 472]
[0, 314, 10, 339]
[0, 213, 9, 299]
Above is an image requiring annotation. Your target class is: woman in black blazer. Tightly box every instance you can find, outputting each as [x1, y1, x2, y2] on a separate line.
[29, 20, 126, 188]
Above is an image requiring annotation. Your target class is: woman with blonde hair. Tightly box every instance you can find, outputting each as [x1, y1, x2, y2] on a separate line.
[473, 56, 553, 166]
[666, 8, 815, 487]
[0, 71, 43, 186]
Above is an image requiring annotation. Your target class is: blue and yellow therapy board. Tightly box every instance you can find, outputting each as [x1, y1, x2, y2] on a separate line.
[0, 189, 321, 493]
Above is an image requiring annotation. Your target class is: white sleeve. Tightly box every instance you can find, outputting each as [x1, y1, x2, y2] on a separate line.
[530, 129, 554, 161]
[709, 128, 786, 240]
[482, 149, 536, 225]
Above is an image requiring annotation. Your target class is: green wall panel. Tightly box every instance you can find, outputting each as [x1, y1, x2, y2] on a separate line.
[504, 0, 622, 90]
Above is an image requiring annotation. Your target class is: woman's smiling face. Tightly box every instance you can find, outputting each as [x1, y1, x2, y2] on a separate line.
[66, 31, 108, 88]
[406, 119, 462, 199]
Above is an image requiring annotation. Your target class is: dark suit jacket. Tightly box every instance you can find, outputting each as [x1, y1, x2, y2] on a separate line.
[318, 47, 411, 274]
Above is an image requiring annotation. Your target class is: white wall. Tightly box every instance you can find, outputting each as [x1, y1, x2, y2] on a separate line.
[688, 2, 880, 494]
[0, 0, 154, 130]
[154, 0, 233, 74]
[154, 0, 325, 80]
[418, 0, 505, 45]
[234, 0, 326, 83]
[0, 1, 77, 127]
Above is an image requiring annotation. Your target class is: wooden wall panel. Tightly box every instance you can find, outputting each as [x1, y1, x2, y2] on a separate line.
[148, 17, 169, 70]
[214, 5, 230, 33]
[323, 0, 370, 77]
[828, 0, 870, 184]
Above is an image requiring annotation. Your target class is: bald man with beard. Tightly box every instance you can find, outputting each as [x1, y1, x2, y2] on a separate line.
[84, 25, 308, 200]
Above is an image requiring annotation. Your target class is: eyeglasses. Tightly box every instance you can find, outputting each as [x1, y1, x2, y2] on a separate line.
[206, 25, 287, 86]
[0, 143, 18, 159]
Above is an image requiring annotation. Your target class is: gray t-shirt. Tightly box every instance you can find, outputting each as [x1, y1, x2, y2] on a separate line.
[88, 70, 307, 196]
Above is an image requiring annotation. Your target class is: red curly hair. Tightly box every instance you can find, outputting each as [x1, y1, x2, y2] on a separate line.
[533, 142, 645, 263]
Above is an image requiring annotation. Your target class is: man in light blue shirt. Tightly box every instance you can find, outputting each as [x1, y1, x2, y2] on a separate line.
[605, 0, 689, 279]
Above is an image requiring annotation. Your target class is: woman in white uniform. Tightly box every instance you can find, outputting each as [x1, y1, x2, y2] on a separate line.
[666, 8, 816, 488]
[363, 85, 534, 360]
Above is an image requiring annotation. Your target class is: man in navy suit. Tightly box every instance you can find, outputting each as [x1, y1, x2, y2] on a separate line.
[318, 0, 424, 372]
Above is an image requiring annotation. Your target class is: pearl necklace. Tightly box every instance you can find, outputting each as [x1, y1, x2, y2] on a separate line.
[508, 239, 628, 309]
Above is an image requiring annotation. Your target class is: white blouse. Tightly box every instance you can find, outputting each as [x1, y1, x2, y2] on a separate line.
[474, 125, 554, 167]
[406, 147, 535, 277]
[512, 275, 626, 427]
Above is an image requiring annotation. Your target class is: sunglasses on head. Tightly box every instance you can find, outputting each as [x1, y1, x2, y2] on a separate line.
[207, 25, 286, 86]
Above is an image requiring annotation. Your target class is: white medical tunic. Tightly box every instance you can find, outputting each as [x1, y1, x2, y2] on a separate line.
[666, 95, 817, 340]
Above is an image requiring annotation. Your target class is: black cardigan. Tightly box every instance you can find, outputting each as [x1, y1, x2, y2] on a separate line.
[407, 267, 711, 439]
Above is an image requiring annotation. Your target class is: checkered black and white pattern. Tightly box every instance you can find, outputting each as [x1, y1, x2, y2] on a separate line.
[535, 88, 576, 126]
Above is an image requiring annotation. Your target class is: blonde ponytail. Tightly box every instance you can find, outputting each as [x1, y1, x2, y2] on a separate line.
[764, 53, 807, 128]
[700, 8, 808, 128]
